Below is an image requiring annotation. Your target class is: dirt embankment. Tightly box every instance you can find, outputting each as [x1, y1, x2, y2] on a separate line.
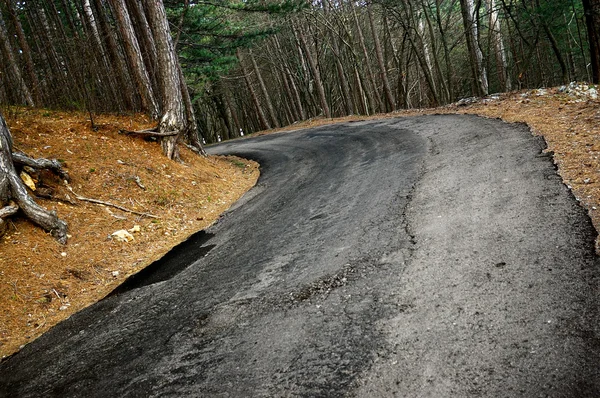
[0, 109, 259, 359]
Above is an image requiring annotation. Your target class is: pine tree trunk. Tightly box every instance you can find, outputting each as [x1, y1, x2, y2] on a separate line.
[420, 0, 450, 103]
[0, 8, 34, 106]
[583, 0, 600, 83]
[3, 0, 41, 104]
[459, 0, 489, 96]
[367, 5, 395, 112]
[126, 0, 159, 92]
[274, 35, 306, 120]
[144, 0, 187, 160]
[178, 63, 206, 155]
[91, 0, 136, 110]
[249, 49, 280, 128]
[108, 0, 160, 118]
[534, 0, 568, 84]
[487, 0, 511, 91]
[238, 49, 271, 131]
[80, 0, 123, 112]
[350, 1, 382, 112]
[332, 39, 355, 115]
[295, 23, 331, 119]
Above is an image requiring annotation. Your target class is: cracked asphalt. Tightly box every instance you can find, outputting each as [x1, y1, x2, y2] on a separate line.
[1, 115, 599, 397]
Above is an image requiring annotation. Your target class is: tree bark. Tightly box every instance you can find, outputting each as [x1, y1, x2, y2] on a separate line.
[249, 49, 280, 128]
[367, 5, 395, 112]
[350, 1, 382, 113]
[178, 63, 206, 156]
[108, 0, 160, 118]
[0, 7, 34, 106]
[294, 23, 332, 119]
[144, 0, 187, 160]
[3, 0, 41, 104]
[535, 0, 568, 84]
[126, 0, 159, 92]
[0, 114, 67, 243]
[91, 0, 136, 110]
[487, 0, 511, 91]
[274, 35, 306, 120]
[459, 0, 489, 96]
[238, 49, 271, 131]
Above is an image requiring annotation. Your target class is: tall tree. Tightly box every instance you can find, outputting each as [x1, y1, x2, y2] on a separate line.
[0, 7, 34, 106]
[294, 21, 331, 119]
[108, 0, 160, 117]
[145, 0, 203, 159]
[367, 4, 395, 111]
[459, 0, 489, 96]
[487, 0, 511, 91]
[583, 0, 600, 83]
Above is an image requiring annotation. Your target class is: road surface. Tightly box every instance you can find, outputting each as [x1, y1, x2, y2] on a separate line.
[1, 115, 599, 397]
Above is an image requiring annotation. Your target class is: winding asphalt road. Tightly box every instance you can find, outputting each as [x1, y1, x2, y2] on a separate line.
[1, 115, 599, 397]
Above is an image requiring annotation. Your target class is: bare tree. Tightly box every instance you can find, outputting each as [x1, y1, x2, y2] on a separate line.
[294, 21, 332, 119]
[487, 0, 511, 91]
[459, 0, 489, 96]
[108, 0, 160, 118]
[238, 49, 271, 130]
[583, 0, 600, 83]
[367, 4, 395, 111]
[0, 7, 34, 106]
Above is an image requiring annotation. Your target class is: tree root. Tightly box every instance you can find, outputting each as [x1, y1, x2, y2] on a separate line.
[119, 127, 179, 137]
[0, 202, 18, 237]
[121, 125, 207, 157]
[0, 115, 68, 243]
[65, 184, 158, 219]
[12, 151, 70, 181]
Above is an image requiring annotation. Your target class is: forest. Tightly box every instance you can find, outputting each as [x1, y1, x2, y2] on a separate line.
[0, 0, 598, 146]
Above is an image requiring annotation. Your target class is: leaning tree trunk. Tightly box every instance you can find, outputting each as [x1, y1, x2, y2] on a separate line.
[367, 5, 395, 112]
[0, 7, 34, 107]
[238, 49, 271, 131]
[487, 0, 511, 91]
[108, 0, 160, 118]
[0, 115, 68, 243]
[144, 0, 188, 160]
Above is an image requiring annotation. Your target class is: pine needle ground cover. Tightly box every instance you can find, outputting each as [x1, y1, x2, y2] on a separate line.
[0, 109, 258, 358]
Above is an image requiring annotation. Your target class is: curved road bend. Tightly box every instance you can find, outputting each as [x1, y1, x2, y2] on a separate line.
[0, 115, 598, 397]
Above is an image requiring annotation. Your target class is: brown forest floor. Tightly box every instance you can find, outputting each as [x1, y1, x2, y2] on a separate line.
[1, 85, 599, 359]
[0, 109, 259, 358]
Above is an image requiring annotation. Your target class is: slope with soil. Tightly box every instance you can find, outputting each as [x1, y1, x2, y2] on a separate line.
[0, 108, 259, 358]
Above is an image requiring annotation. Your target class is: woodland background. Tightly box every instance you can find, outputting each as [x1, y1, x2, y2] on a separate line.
[0, 0, 599, 144]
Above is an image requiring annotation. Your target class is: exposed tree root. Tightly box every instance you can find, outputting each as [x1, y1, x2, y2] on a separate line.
[0, 115, 68, 243]
[118, 127, 178, 137]
[120, 124, 207, 158]
[65, 184, 159, 219]
[0, 201, 18, 237]
[12, 151, 70, 181]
